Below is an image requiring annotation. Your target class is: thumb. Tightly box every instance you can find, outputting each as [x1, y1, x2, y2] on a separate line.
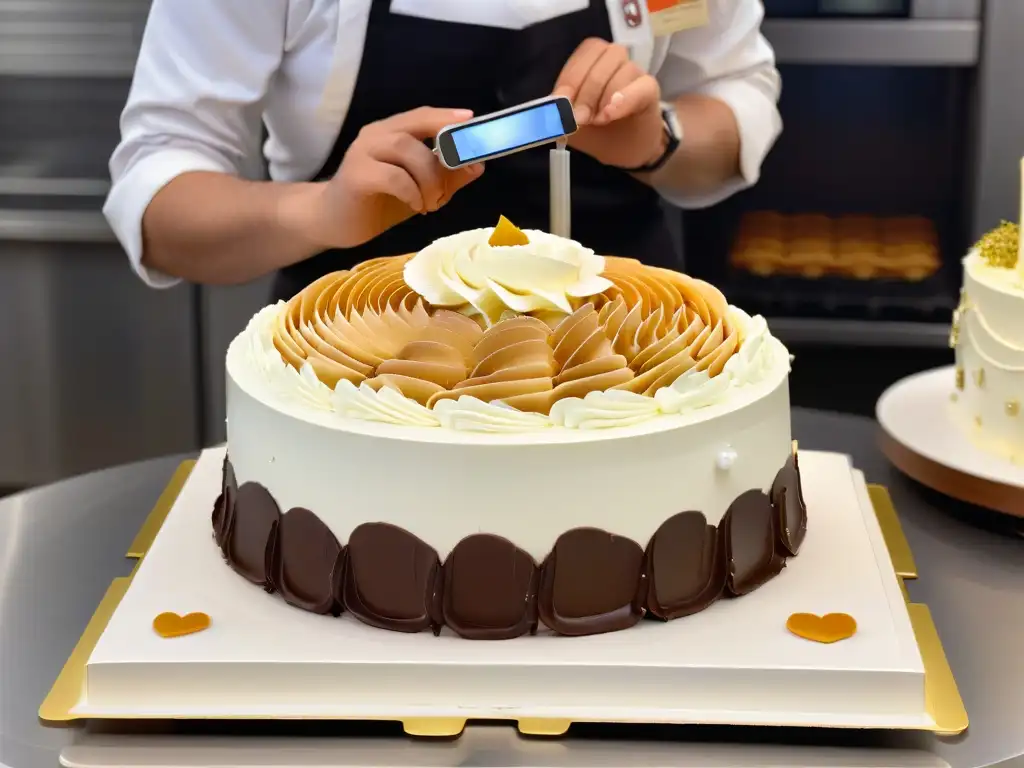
[387, 106, 474, 139]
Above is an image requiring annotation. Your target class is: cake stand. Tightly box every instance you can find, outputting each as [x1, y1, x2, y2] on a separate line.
[38, 446, 966, 736]
[876, 366, 1024, 518]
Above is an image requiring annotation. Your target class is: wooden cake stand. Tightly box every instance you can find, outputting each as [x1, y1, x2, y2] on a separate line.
[877, 367, 1024, 519]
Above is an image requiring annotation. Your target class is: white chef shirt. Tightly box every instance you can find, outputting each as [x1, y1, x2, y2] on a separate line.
[104, 0, 782, 288]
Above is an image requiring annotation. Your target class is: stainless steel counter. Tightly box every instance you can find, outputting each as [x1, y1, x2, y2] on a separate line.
[1, 408, 1022, 768]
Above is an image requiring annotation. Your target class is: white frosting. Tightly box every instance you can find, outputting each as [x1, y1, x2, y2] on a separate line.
[242, 304, 334, 411]
[549, 390, 661, 429]
[225, 351, 794, 558]
[233, 300, 790, 433]
[433, 397, 551, 432]
[654, 369, 733, 414]
[722, 310, 782, 385]
[951, 250, 1024, 462]
[402, 228, 612, 325]
[332, 380, 440, 427]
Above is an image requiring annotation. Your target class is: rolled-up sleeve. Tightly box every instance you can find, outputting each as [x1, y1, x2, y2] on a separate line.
[654, 0, 782, 209]
[104, 0, 288, 287]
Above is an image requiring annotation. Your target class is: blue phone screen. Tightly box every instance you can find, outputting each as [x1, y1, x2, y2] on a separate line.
[451, 102, 564, 163]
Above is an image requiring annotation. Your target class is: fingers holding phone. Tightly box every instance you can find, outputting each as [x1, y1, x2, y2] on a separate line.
[312, 107, 484, 249]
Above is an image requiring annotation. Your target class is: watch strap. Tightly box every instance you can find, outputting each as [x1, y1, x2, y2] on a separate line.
[617, 104, 681, 173]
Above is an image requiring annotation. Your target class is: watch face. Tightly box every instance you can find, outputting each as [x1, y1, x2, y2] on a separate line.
[660, 104, 682, 141]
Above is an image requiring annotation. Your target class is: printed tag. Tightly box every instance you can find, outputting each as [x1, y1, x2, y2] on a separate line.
[605, 0, 653, 48]
[648, 0, 709, 35]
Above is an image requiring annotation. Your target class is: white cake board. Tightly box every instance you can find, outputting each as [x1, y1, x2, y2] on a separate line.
[67, 446, 933, 730]
[60, 728, 952, 768]
[877, 367, 1024, 517]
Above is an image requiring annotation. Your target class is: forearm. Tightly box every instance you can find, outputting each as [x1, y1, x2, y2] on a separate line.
[141, 172, 328, 285]
[642, 94, 741, 196]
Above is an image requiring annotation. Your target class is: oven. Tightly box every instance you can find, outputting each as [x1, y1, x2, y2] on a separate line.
[680, 0, 1023, 415]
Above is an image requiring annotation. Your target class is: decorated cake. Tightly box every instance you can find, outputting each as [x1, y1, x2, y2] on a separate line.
[949, 161, 1024, 465]
[218, 217, 805, 639]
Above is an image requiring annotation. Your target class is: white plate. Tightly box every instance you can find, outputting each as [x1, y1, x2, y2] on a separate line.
[877, 367, 1024, 510]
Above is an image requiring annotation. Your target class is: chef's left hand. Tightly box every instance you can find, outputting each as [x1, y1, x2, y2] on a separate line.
[553, 38, 665, 170]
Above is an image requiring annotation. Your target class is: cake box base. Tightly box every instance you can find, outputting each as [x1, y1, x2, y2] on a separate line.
[40, 448, 967, 736]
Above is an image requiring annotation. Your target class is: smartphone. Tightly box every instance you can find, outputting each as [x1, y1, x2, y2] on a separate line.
[434, 95, 577, 170]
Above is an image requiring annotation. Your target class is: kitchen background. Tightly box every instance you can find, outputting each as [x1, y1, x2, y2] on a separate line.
[0, 0, 1021, 492]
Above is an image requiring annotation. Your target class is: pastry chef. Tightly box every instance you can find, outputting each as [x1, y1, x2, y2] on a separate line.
[104, 0, 781, 302]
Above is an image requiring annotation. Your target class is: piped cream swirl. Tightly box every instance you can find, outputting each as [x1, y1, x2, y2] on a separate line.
[403, 228, 612, 324]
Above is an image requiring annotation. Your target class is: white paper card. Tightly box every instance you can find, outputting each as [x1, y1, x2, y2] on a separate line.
[389, 0, 589, 30]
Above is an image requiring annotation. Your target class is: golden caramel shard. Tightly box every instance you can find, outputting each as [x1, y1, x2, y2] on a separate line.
[488, 215, 530, 247]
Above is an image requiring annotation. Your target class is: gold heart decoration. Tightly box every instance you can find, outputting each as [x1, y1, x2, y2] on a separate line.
[786, 612, 857, 644]
[153, 612, 211, 639]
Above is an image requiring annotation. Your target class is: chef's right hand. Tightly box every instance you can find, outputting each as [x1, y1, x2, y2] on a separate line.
[310, 107, 484, 250]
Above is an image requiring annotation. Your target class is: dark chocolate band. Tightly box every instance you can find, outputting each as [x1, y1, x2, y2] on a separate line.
[442, 534, 539, 640]
[645, 511, 726, 620]
[771, 453, 808, 556]
[539, 527, 647, 636]
[274, 507, 344, 615]
[217, 452, 805, 639]
[342, 522, 444, 634]
[223, 482, 280, 592]
[722, 490, 786, 596]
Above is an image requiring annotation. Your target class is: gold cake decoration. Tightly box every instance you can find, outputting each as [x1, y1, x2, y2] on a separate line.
[1007, 399, 1021, 418]
[271, 246, 741, 416]
[973, 368, 986, 388]
[949, 289, 968, 348]
[786, 612, 857, 644]
[153, 611, 210, 638]
[488, 215, 530, 247]
[974, 221, 1019, 269]
[954, 367, 964, 391]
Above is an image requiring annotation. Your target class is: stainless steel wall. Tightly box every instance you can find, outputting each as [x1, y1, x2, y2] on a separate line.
[0, 0, 147, 77]
[0, 1, 199, 488]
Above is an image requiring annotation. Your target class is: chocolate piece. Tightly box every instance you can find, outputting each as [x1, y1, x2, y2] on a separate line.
[722, 490, 785, 596]
[212, 456, 237, 549]
[539, 528, 647, 636]
[342, 523, 443, 634]
[645, 512, 726, 620]
[224, 482, 280, 591]
[771, 453, 807, 557]
[442, 534, 539, 640]
[275, 508, 344, 615]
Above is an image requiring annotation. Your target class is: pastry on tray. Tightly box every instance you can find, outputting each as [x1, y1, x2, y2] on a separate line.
[731, 212, 940, 281]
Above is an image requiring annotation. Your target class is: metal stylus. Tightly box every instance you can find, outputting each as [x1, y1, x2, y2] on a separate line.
[550, 138, 571, 238]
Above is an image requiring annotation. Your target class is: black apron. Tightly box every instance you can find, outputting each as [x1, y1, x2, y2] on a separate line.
[272, 0, 675, 302]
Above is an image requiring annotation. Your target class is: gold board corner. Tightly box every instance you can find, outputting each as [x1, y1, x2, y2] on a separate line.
[126, 460, 196, 558]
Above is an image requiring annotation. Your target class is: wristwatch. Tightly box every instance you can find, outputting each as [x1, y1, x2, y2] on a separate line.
[619, 101, 682, 173]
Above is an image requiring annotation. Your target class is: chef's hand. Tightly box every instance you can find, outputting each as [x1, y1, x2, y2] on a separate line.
[310, 107, 484, 249]
[553, 39, 666, 170]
